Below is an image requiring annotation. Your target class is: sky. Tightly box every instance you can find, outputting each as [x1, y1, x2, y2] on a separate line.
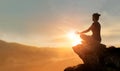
[0, 0, 120, 47]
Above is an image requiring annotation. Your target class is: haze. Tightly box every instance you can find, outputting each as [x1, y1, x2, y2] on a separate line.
[0, 0, 120, 47]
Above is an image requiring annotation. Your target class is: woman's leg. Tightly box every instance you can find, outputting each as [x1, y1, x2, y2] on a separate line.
[80, 34, 98, 45]
[80, 34, 91, 42]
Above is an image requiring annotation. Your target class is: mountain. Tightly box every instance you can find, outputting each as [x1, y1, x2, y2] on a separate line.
[0, 40, 81, 71]
[65, 43, 120, 71]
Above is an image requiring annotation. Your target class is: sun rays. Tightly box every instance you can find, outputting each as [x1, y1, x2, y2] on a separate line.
[67, 31, 82, 46]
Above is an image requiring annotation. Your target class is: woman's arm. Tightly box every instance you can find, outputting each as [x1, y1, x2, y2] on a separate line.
[81, 23, 93, 33]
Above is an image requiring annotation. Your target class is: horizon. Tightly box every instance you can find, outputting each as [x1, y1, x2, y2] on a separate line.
[0, 0, 120, 47]
[0, 1, 120, 71]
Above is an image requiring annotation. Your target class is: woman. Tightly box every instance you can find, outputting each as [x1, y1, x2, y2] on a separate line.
[77, 13, 101, 44]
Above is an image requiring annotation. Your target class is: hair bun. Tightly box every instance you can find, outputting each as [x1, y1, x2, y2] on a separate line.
[93, 13, 101, 17]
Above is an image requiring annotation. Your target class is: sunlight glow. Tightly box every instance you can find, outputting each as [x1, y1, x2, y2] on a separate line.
[67, 31, 82, 46]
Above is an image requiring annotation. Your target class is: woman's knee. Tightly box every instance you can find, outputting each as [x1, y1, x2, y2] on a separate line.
[80, 34, 84, 38]
[80, 34, 86, 39]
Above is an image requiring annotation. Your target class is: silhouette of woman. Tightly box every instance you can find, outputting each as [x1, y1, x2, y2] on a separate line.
[77, 13, 101, 44]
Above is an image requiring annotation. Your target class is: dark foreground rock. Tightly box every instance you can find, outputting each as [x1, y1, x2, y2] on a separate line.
[64, 43, 120, 71]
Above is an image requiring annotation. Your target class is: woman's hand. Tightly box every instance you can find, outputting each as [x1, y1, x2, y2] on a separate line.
[76, 31, 84, 35]
[76, 31, 81, 34]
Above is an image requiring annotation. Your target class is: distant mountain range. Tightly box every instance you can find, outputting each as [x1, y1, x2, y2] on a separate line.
[0, 40, 81, 71]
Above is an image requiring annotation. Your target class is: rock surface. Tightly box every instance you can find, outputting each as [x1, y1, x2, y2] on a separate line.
[64, 43, 120, 71]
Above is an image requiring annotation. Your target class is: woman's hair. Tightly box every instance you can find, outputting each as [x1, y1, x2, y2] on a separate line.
[93, 13, 101, 17]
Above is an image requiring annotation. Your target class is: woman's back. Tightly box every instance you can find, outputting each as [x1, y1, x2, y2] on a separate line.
[91, 22, 101, 42]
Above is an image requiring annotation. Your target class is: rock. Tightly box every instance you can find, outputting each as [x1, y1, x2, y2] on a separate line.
[64, 43, 120, 71]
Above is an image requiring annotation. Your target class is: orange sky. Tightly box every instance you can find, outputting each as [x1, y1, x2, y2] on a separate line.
[0, 0, 120, 47]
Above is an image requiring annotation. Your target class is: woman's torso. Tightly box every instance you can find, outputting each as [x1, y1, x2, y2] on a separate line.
[91, 22, 101, 42]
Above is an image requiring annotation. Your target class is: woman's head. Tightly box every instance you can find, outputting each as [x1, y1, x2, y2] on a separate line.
[92, 13, 101, 22]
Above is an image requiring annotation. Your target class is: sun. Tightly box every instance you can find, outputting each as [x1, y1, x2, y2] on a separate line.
[67, 31, 82, 46]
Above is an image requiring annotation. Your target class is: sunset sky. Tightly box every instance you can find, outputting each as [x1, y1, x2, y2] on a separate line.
[0, 0, 120, 47]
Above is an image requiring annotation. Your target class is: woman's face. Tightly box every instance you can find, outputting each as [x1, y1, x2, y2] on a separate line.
[92, 16, 99, 22]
